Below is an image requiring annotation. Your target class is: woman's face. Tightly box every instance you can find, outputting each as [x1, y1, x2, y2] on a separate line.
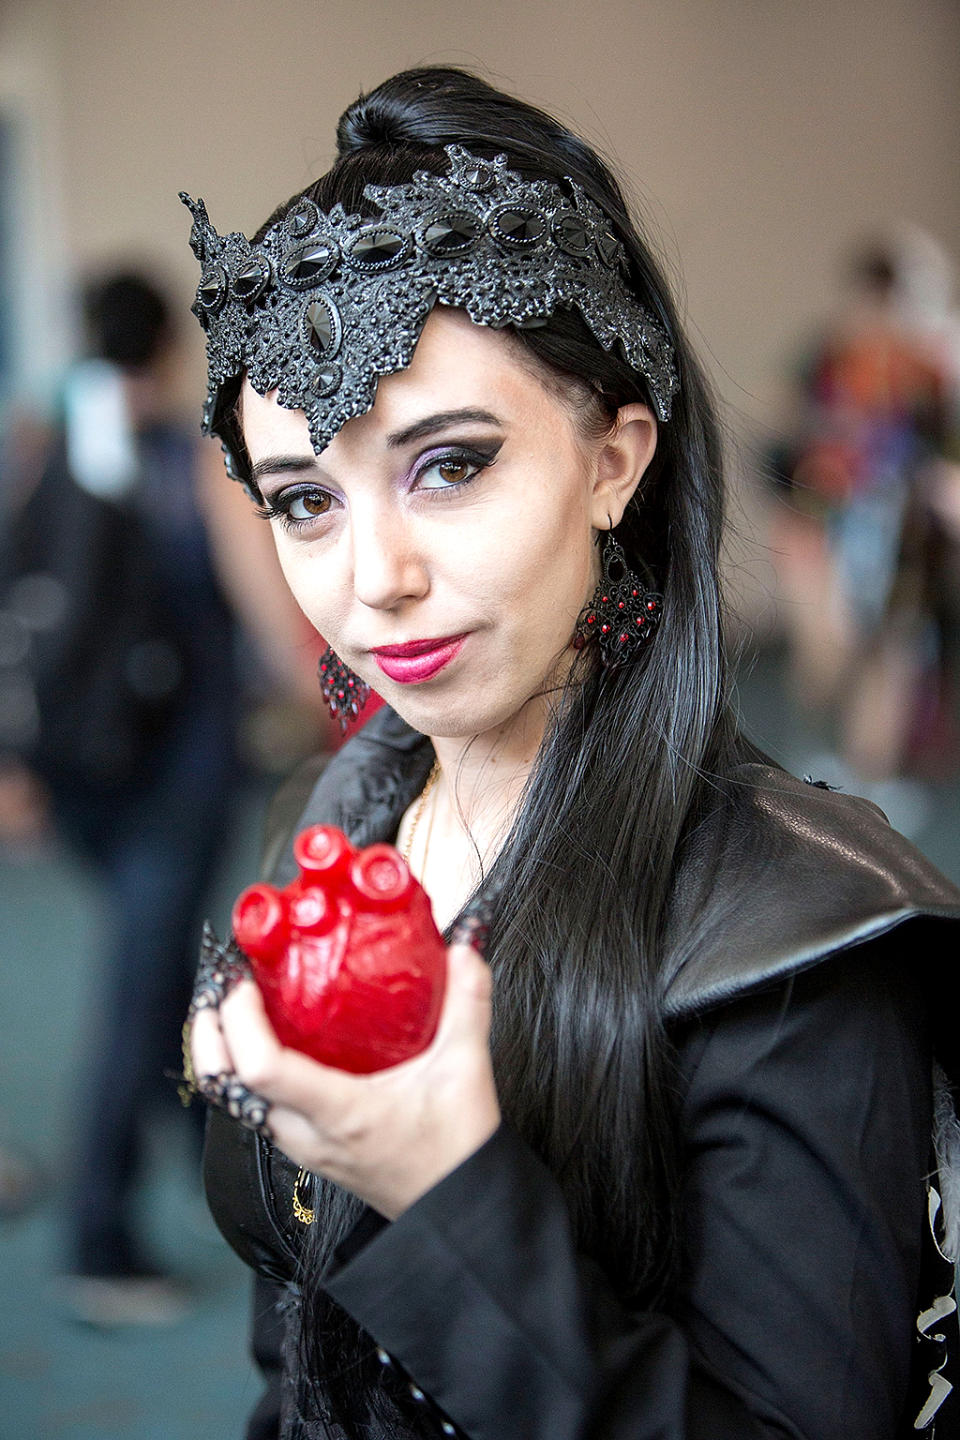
[240, 306, 655, 740]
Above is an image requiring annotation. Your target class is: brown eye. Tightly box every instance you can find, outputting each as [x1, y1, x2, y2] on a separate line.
[438, 461, 470, 484]
[417, 453, 486, 491]
[288, 489, 332, 520]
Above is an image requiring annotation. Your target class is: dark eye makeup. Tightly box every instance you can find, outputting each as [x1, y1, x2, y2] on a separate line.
[254, 438, 502, 532]
[410, 441, 502, 493]
[254, 485, 334, 527]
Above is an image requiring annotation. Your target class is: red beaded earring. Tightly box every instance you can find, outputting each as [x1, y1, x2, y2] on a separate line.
[318, 647, 371, 732]
[574, 531, 662, 667]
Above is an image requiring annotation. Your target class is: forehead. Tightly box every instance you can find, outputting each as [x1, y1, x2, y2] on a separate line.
[240, 306, 566, 462]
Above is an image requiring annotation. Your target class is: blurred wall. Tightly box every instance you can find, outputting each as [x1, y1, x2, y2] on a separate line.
[1, 0, 958, 430]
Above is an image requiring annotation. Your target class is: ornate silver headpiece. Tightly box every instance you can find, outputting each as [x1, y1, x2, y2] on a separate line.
[181, 145, 679, 474]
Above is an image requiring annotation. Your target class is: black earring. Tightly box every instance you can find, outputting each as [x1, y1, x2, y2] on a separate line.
[574, 531, 662, 668]
[318, 646, 371, 732]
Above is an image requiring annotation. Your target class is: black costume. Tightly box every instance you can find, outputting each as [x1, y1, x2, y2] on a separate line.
[204, 706, 960, 1439]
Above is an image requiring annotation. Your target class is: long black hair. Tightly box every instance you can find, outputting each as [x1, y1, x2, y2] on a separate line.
[251, 66, 737, 1436]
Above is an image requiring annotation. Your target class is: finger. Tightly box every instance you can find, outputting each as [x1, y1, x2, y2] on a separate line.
[191, 921, 252, 1013]
[196, 1071, 273, 1135]
[257, 1103, 324, 1167]
[447, 940, 494, 998]
[432, 943, 493, 1049]
[218, 978, 361, 1119]
[190, 1004, 232, 1079]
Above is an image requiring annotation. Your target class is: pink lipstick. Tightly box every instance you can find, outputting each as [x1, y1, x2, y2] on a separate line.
[371, 634, 468, 684]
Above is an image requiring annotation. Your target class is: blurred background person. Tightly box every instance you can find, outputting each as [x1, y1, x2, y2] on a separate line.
[0, 269, 243, 1323]
[0, 1138, 41, 1218]
[768, 227, 960, 825]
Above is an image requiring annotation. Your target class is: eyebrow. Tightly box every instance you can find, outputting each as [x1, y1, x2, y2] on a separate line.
[249, 408, 504, 486]
[250, 455, 319, 484]
[386, 408, 503, 448]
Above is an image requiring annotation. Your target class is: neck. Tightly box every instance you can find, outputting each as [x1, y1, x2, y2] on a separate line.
[423, 693, 551, 901]
[435, 694, 546, 823]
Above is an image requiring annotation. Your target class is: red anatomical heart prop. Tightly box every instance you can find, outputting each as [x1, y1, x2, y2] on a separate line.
[232, 826, 447, 1074]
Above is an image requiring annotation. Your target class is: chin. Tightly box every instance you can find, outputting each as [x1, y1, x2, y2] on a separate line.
[380, 688, 523, 742]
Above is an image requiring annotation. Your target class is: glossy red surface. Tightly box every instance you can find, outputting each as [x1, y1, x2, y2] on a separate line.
[232, 827, 447, 1073]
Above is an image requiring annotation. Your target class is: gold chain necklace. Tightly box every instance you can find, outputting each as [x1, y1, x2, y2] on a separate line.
[402, 758, 441, 868]
[292, 758, 441, 1227]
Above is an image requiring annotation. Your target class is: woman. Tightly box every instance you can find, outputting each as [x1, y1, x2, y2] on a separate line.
[186, 67, 960, 1439]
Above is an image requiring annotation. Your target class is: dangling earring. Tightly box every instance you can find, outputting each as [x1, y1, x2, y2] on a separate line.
[318, 646, 371, 732]
[574, 530, 662, 668]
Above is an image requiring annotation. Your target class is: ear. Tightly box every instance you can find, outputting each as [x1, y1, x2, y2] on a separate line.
[589, 403, 657, 530]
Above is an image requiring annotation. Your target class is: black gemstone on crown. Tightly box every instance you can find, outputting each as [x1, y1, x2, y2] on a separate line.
[286, 200, 320, 238]
[460, 161, 496, 191]
[553, 215, 591, 256]
[347, 227, 408, 270]
[280, 242, 340, 289]
[597, 230, 620, 267]
[490, 208, 546, 249]
[311, 362, 342, 398]
[197, 266, 227, 312]
[233, 255, 272, 303]
[420, 213, 479, 257]
[300, 296, 342, 359]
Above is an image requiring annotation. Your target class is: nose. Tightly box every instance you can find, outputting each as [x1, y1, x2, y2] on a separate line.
[349, 509, 429, 611]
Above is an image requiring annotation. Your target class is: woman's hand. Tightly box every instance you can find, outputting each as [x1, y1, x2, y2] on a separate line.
[189, 941, 501, 1220]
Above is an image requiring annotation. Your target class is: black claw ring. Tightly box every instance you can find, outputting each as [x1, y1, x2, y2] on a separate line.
[189, 921, 253, 1017]
[198, 1071, 272, 1134]
[450, 886, 499, 958]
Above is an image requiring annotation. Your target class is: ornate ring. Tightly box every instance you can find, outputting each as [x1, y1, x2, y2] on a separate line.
[189, 921, 253, 1017]
[197, 1071, 272, 1136]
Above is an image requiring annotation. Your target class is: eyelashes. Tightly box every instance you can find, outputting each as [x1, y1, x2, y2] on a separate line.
[256, 441, 502, 533]
[412, 442, 501, 493]
[254, 489, 333, 527]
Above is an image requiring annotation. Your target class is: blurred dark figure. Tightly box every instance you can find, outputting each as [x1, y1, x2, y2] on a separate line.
[0, 1141, 40, 1218]
[770, 229, 960, 803]
[0, 271, 240, 1322]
